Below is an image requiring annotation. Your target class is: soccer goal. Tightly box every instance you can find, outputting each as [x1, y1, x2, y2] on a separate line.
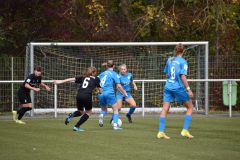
[25, 42, 209, 117]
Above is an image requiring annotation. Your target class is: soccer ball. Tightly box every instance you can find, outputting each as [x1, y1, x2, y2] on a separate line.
[111, 118, 122, 127]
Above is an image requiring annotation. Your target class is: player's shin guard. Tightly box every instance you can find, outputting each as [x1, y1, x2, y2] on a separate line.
[17, 107, 32, 120]
[75, 114, 89, 128]
[183, 115, 192, 130]
[100, 110, 107, 118]
[113, 114, 119, 127]
[159, 117, 166, 132]
[127, 107, 136, 115]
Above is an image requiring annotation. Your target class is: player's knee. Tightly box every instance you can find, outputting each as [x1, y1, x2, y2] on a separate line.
[131, 102, 137, 107]
[86, 110, 92, 115]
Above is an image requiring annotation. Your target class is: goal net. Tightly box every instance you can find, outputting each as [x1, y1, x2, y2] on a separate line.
[25, 42, 208, 115]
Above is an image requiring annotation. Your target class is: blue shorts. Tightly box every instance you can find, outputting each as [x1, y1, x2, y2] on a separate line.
[116, 91, 132, 101]
[163, 87, 190, 103]
[98, 91, 117, 107]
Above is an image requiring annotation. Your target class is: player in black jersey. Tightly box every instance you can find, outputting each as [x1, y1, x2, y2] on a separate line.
[54, 67, 102, 132]
[12, 67, 51, 124]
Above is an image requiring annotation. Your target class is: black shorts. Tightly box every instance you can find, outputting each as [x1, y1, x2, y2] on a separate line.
[76, 94, 92, 111]
[18, 90, 31, 104]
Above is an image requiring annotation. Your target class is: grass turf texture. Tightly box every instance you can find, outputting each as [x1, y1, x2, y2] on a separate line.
[0, 117, 240, 160]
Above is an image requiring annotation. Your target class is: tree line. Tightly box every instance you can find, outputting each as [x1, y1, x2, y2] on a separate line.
[0, 0, 239, 56]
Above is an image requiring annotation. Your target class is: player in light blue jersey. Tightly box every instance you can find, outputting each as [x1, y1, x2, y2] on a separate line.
[157, 43, 194, 139]
[117, 64, 138, 123]
[98, 60, 128, 130]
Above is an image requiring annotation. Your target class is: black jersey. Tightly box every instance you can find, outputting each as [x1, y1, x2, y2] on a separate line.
[19, 74, 42, 94]
[75, 76, 101, 96]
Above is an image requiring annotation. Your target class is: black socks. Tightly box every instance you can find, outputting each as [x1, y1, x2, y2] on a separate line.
[17, 107, 32, 120]
[75, 114, 89, 128]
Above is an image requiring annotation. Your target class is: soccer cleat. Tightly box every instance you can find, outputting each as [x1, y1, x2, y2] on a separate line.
[126, 114, 132, 123]
[181, 129, 194, 139]
[73, 126, 85, 132]
[113, 126, 123, 130]
[98, 116, 104, 127]
[12, 111, 17, 121]
[15, 120, 26, 125]
[157, 132, 170, 139]
[65, 113, 73, 125]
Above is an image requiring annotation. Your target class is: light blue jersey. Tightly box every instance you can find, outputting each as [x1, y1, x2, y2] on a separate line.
[163, 56, 190, 103]
[164, 56, 188, 90]
[119, 72, 133, 92]
[98, 69, 120, 92]
[116, 72, 133, 100]
[98, 69, 120, 106]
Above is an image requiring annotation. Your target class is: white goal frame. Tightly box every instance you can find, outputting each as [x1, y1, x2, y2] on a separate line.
[27, 41, 209, 115]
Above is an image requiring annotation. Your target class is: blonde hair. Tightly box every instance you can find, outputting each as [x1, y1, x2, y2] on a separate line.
[83, 67, 97, 77]
[118, 64, 127, 72]
[174, 43, 184, 55]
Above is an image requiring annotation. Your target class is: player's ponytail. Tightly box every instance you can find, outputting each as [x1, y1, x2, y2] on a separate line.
[174, 43, 184, 56]
[102, 60, 114, 68]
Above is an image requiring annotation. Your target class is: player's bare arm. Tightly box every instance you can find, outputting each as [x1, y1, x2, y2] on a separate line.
[97, 87, 102, 94]
[181, 74, 193, 98]
[40, 83, 51, 91]
[132, 81, 137, 90]
[54, 78, 75, 85]
[116, 84, 128, 97]
[24, 83, 40, 92]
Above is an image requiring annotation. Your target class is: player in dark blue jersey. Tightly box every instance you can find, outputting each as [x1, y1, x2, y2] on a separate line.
[157, 43, 194, 139]
[98, 60, 127, 130]
[54, 67, 101, 132]
[117, 64, 138, 123]
[12, 67, 51, 124]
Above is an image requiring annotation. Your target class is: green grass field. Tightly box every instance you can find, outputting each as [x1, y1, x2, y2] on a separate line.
[1, 116, 240, 160]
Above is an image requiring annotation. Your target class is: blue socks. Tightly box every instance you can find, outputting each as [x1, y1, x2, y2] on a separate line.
[100, 110, 107, 117]
[159, 115, 192, 132]
[127, 107, 136, 115]
[183, 115, 192, 130]
[113, 114, 119, 124]
[159, 117, 166, 132]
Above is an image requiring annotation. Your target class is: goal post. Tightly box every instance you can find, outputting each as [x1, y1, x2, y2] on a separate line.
[25, 42, 209, 116]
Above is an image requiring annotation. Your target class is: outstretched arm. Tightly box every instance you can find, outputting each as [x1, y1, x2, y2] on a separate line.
[54, 78, 75, 85]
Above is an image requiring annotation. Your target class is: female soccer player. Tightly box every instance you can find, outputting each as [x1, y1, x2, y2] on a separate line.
[54, 67, 102, 132]
[117, 64, 138, 123]
[12, 67, 51, 124]
[98, 60, 128, 130]
[157, 43, 194, 139]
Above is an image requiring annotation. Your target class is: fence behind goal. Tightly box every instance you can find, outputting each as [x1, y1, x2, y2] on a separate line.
[1, 42, 240, 117]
